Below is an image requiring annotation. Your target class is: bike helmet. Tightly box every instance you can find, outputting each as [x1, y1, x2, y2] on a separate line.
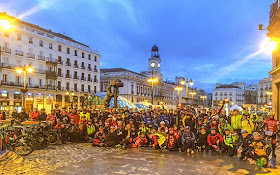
[241, 129, 248, 134]
[253, 132, 260, 136]
[160, 121, 165, 125]
[185, 126, 190, 130]
[224, 127, 230, 131]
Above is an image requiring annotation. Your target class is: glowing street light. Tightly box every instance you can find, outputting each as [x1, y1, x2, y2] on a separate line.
[266, 91, 272, 100]
[175, 86, 183, 106]
[261, 38, 277, 54]
[65, 91, 75, 108]
[180, 78, 194, 105]
[0, 19, 12, 31]
[147, 77, 159, 105]
[189, 91, 197, 107]
[200, 95, 207, 107]
[16, 64, 34, 108]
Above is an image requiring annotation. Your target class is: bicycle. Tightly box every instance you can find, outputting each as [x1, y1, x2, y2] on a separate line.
[0, 126, 35, 156]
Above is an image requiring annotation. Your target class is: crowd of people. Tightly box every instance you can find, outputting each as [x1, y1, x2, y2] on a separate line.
[1, 105, 279, 167]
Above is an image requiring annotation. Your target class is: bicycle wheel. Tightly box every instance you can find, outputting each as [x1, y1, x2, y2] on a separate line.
[48, 131, 60, 145]
[12, 135, 35, 156]
[34, 131, 49, 149]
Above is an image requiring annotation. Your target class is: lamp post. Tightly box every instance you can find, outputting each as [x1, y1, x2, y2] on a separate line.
[0, 18, 13, 71]
[200, 95, 207, 107]
[148, 77, 158, 105]
[65, 91, 75, 108]
[180, 78, 194, 105]
[16, 64, 34, 108]
[175, 86, 183, 107]
[189, 91, 196, 107]
[224, 98, 230, 116]
[266, 91, 272, 101]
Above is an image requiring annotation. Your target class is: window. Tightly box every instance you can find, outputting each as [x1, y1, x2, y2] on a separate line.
[88, 74, 91, 80]
[81, 84, 85, 92]
[58, 45, 62, 52]
[88, 85, 91, 93]
[4, 31, 9, 37]
[58, 56, 62, 63]
[39, 64, 44, 73]
[49, 43, 53, 49]
[75, 50, 77, 56]
[39, 40, 43, 46]
[39, 79, 42, 87]
[67, 48, 70, 54]
[94, 56, 97, 61]
[66, 82, 70, 91]
[88, 54, 91, 60]
[29, 37, 33, 44]
[17, 34, 21, 41]
[28, 77, 31, 86]
[58, 68, 62, 76]
[74, 84, 78, 91]
[94, 65, 97, 70]
[94, 75, 97, 82]
[82, 52, 84, 58]
[81, 73, 85, 80]
[2, 74, 8, 82]
[16, 76, 20, 84]
[94, 86, 97, 93]
[57, 81, 61, 90]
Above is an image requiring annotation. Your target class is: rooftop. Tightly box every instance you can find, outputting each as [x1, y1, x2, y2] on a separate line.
[216, 85, 241, 89]
[101, 68, 147, 77]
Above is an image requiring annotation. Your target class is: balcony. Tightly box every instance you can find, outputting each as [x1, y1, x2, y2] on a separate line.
[58, 60, 63, 65]
[93, 79, 98, 83]
[66, 62, 71, 66]
[58, 73, 64, 77]
[81, 77, 85, 81]
[73, 75, 79, 80]
[94, 69, 98, 72]
[81, 65, 85, 69]
[38, 55, 45, 61]
[15, 50, 24, 56]
[45, 70, 58, 79]
[87, 78, 92, 81]
[65, 74, 72, 78]
[46, 57, 58, 65]
[45, 85, 56, 90]
[2, 47, 11, 54]
[74, 64, 79, 68]
[27, 53, 35, 59]
[0, 81, 23, 87]
[1, 63, 14, 69]
[88, 67, 92, 71]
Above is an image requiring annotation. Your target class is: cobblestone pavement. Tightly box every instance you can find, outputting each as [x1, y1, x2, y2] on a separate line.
[1, 144, 280, 175]
[0, 143, 116, 175]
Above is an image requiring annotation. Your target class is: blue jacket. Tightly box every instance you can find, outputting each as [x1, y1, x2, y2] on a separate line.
[181, 131, 195, 144]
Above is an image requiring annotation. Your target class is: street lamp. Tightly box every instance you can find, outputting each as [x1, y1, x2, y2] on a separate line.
[175, 86, 183, 107]
[200, 95, 207, 107]
[261, 38, 277, 54]
[189, 91, 196, 107]
[266, 91, 272, 101]
[147, 77, 158, 105]
[65, 91, 75, 108]
[16, 64, 34, 108]
[180, 78, 194, 105]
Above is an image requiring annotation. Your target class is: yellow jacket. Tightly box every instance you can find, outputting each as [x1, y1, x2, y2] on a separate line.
[241, 119, 254, 134]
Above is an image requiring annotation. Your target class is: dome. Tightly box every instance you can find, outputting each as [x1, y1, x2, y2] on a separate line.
[152, 45, 159, 51]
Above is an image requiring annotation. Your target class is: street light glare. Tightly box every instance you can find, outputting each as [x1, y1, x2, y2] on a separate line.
[0, 19, 12, 30]
[180, 80, 186, 85]
[189, 79, 194, 86]
[175, 87, 183, 91]
[261, 38, 277, 54]
[16, 68, 23, 74]
[27, 67, 34, 73]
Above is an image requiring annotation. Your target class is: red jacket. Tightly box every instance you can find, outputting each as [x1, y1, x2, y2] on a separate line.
[264, 119, 279, 134]
[69, 113, 80, 125]
[46, 114, 57, 126]
[30, 111, 40, 120]
[207, 133, 223, 146]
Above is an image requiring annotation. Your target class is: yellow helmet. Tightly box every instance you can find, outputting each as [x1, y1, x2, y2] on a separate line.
[268, 112, 275, 116]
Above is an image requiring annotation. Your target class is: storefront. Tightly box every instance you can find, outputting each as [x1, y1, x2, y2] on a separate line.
[46, 94, 54, 113]
[0, 91, 9, 112]
[36, 93, 44, 110]
[14, 91, 22, 112]
[25, 92, 34, 112]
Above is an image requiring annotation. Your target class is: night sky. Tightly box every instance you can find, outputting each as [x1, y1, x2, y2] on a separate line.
[0, 0, 274, 92]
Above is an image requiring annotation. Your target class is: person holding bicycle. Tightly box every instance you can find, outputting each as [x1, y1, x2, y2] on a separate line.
[264, 112, 279, 157]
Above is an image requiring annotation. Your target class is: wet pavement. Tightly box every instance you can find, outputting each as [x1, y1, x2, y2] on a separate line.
[1, 144, 280, 175]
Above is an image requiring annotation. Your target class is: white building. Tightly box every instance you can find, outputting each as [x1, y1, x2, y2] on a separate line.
[100, 45, 177, 106]
[212, 84, 244, 107]
[0, 13, 100, 114]
[258, 76, 273, 106]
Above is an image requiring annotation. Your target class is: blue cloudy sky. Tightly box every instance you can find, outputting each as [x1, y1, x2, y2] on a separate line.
[0, 0, 274, 92]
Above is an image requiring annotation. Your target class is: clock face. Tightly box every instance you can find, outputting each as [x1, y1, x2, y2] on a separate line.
[151, 62, 156, 68]
[158, 63, 160, 68]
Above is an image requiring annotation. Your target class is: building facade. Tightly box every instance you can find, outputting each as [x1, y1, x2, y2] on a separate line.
[0, 13, 100, 114]
[257, 76, 272, 107]
[212, 84, 244, 108]
[267, 0, 280, 119]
